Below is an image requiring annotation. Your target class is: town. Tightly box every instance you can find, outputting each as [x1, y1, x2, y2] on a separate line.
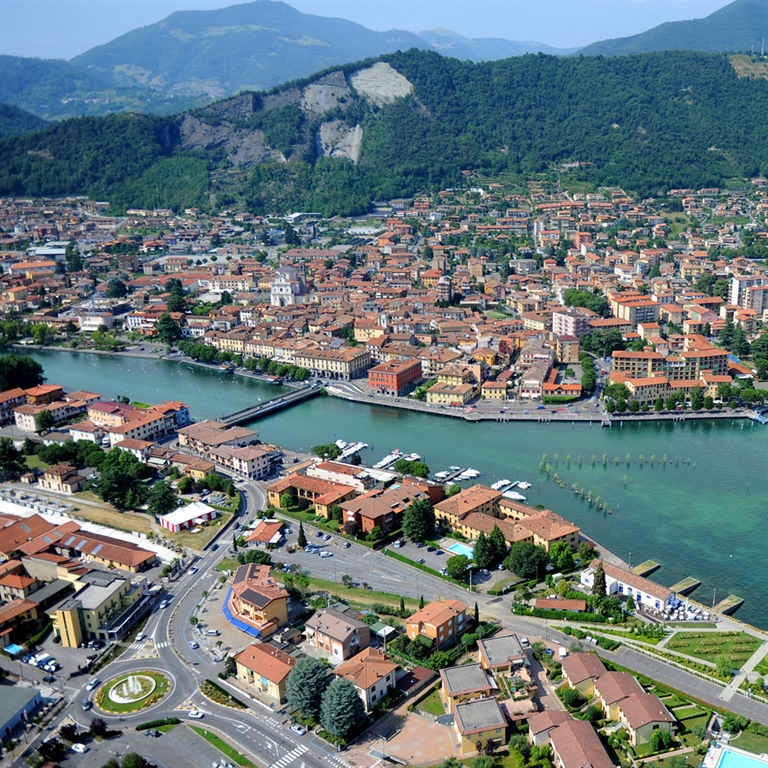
[0, 174, 767, 768]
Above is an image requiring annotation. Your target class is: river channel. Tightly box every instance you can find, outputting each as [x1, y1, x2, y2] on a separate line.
[20, 350, 768, 629]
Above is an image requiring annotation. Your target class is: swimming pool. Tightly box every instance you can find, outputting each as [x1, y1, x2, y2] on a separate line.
[445, 541, 475, 559]
[716, 747, 768, 768]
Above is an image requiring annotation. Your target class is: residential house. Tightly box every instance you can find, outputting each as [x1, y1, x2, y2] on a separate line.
[453, 697, 508, 754]
[304, 606, 371, 661]
[234, 643, 297, 704]
[227, 564, 289, 639]
[477, 634, 528, 674]
[439, 663, 496, 713]
[548, 719, 615, 768]
[333, 647, 399, 712]
[560, 652, 607, 698]
[406, 599, 467, 649]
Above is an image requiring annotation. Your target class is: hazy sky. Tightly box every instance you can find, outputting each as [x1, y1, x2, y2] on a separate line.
[0, 0, 735, 60]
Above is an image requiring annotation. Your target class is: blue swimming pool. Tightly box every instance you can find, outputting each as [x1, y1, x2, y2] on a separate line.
[445, 541, 475, 559]
[718, 747, 768, 768]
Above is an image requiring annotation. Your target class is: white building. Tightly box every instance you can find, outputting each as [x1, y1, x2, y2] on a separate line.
[159, 500, 219, 533]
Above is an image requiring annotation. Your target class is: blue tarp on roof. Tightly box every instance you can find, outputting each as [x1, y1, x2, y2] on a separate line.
[222, 588, 261, 638]
[4, 644, 24, 656]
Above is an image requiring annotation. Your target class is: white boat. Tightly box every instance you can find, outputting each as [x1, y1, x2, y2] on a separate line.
[435, 471, 450, 479]
[503, 490, 527, 501]
[449, 465, 461, 471]
[404, 453, 421, 462]
[373, 448, 403, 469]
[517, 481, 532, 490]
[491, 480, 510, 490]
[339, 441, 368, 459]
[335, 439, 347, 449]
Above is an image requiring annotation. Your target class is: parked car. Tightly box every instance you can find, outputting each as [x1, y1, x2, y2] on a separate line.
[315, 531, 324, 538]
[189, 641, 199, 650]
[417, 558, 426, 565]
[323, 534, 331, 541]
[144, 730, 162, 738]
[290, 724, 307, 736]
[320, 551, 333, 558]
[71, 743, 89, 753]
[343, 541, 351, 548]
[42, 675, 56, 683]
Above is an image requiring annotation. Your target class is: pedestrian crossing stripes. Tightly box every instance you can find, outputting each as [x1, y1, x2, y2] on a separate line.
[156, 641, 169, 648]
[324, 756, 351, 768]
[269, 745, 307, 768]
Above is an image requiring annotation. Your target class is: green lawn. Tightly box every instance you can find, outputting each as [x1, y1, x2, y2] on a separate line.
[753, 652, 768, 677]
[24, 454, 49, 470]
[732, 729, 768, 755]
[188, 725, 254, 767]
[665, 631, 762, 667]
[173, 512, 233, 551]
[417, 688, 446, 717]
[216, 557, 240, 572]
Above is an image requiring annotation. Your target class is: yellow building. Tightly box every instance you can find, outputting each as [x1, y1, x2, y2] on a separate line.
[234, 643, 296, 704]
[454, 697, 508, 754]
[227, 564, 288, 639]
[480, 381, 507, 400]
[433, 485, 502, 531]
[439, 663, 496, 713]
[51, 573, 145, 648]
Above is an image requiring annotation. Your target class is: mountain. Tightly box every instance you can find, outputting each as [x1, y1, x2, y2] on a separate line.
[1, 50, 766, 215]
[0, 56, 207, 121]
[578, 0, 768, 56]
[70, 0, 572, 99]
[413, 29, 576, 61]
[0, 103, 47, 139]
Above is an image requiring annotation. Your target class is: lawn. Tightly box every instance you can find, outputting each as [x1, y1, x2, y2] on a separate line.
[665, 631, 762, 667]
[188, 725, 254, 767]
[24, 454, 49, 470]
[216, 557, 241, 572]
[732, 730, 768, 755]
[753, 652, 768, 677]
[68, 494, 154, 536]
[416, 688, 446, 717]
[172, 512, 233, 551]
[303, 575, 420, 614]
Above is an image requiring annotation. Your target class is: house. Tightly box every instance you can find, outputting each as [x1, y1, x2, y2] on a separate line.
[526, 710, 572, 747]
[246, 519, 284, 545]
[304, 606, 371, 661]
[227, 564, 289, 639]
[339, 484, 429, 536]
[453, 697, 508, 754]
[548, 719, 614, 768]
[267, 474, 357, 519]
[593, 671, 644, 720]
[37, 463, 86, 495]
[0, 687, 43, 742]
[234, 642, 297, 704]
[477, 633, 528, 674]
[560, 652, 607, 698]
[406, 599, 467, 648]
[616, 692, 675, 746]
[158, 500, 218, 533]
[433, 486, 502, 531]
[580, 559, 676, 612]
[333, 647, 399, 712]
[439, 663, 496, 713]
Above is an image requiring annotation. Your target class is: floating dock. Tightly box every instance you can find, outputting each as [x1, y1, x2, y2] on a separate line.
[669, 576, 701, 596]
[631, 560, 660, 577]
[713, 595, 744, 615]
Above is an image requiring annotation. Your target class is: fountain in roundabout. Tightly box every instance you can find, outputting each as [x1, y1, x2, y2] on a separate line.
[109, 674, 156, 704]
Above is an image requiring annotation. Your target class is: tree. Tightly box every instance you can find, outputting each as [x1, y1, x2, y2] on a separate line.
[34, 409, 55, 432]
[549, 542, 574, 571]
[156, 312, 182, 344]
[311, 443, 340, 460]
[446, 483, 462, 497]
[561, 687, 583, 709]
[393, 458, 430, 477]
[446, 554, 470, 582]
[716, 656, 733, 678]
[488, 524, 508, 564]
[147, 481, 177, 517]
[89, 716, 109, 737]
[121, 754, 151, 768]
[473, 531, 494, 568]
[94, 448, 152, 509]
[224, 656, 237, 676]
[0, 354, 45, 390]
[286, 657, 329, 719]
[320, 677, 365, 741]
[60, 722, 79, 741]
[105, 279, 128, 298]
[0, 437, 25, 478]
[690, 385, 704, 411]
[343, 520, 359, 537]
[504, 541, 548, 581]
[402, 498, 435, 542]
[592, 562, 607, 599]
[297, 522, 307, 548]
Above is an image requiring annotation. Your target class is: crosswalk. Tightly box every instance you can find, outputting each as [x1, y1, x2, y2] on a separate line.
[324, 755, 351, 768]
[156, 641, 170, 649]
[269, 745, 307, 768]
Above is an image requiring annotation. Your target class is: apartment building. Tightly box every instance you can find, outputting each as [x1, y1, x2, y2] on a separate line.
[406, 599, 467, 648]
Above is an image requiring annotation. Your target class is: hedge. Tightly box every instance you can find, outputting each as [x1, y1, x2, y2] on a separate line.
[136, 717, 180, 731]
[527, 607, 608, 623]
[383, 548, 475, 590]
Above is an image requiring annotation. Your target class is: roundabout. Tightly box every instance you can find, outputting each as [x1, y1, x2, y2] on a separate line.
[96, 670, 171, 714]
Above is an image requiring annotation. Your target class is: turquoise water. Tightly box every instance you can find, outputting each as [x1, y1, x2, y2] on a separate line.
[446, 542, 475, 558]
[15, 350, 768, 630]
[718, 748, 768, 768]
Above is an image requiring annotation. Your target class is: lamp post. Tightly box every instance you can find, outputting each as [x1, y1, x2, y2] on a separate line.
[628, 552, 632, 569]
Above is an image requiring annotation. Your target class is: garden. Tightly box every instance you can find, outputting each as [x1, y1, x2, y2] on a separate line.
[96, 671, 171, 714]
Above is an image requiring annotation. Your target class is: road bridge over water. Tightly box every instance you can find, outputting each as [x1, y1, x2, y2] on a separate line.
[220, 385, 321, 426]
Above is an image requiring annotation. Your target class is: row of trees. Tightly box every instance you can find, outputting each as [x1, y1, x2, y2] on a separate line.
[285, 657, 365, 742]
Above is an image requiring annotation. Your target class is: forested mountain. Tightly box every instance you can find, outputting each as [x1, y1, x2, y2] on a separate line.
[0, 103, 47, 139]
[1, 50, 766, 215]
[579, 0, 767, 56]
[0, 56, 206, 121]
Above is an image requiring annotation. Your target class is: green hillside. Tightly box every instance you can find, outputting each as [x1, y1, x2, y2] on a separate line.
[0, 103, 47, 139]
[579, 0, 767, 56]
[1, 50, 766, 215]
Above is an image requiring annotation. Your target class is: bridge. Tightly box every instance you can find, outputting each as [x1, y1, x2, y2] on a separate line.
[220, 385, 322, 426]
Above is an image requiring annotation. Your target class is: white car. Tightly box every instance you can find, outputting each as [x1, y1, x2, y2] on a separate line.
[85, 678, 100, 691]
[71, 743, 89, 753]
[188, 710, 204, 719]
[290, 724, 307, 736]
[320, 551, 333, 558]
[136, 633, 147, 642]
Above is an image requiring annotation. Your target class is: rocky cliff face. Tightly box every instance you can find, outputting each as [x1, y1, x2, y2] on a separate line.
[177, 61, 415, 167]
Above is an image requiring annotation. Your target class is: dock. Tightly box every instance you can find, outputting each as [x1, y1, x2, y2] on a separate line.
[713, 594, 745, 615]
[219, 385, 321, 426]
[631, 560, 660, 577]
[669, 576, 701, 596]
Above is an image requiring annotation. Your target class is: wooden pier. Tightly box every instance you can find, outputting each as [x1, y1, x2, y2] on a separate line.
[669, 576, 701, 596]
[631, 560, 660, 577]
[713, 595, 744, 615]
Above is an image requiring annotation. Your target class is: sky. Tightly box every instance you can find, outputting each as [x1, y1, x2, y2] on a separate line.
[0, 0, 735, 60]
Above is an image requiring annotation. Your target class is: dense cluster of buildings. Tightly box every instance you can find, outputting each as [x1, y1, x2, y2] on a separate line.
[2, 182, 765, 412]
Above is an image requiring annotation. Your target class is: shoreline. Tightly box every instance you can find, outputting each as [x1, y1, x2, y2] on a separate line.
[13, 344, 757, 426]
